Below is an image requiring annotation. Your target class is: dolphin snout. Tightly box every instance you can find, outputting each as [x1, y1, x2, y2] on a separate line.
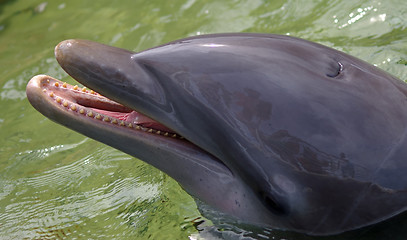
[54, 39, 77, 62]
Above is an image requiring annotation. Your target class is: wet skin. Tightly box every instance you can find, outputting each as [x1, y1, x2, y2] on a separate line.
[26, 33, 407, 236]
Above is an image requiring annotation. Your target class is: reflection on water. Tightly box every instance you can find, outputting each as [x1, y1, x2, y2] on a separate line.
[1, 138, 202, 239]
[0, 0, 406, 239]
[1, 142, 161, 239]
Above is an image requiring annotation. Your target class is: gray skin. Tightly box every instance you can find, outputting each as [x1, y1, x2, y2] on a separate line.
[26, 33, 407, 236]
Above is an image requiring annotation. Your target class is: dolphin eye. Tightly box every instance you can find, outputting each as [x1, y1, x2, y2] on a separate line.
[260, 191, 287, 215]
[326, 62, 343, 78]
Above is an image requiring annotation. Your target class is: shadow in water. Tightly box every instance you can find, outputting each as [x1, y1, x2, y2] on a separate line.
[194, 202, 407, 240]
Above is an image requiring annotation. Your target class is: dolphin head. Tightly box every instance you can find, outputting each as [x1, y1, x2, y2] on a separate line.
[26, 33, 407, 235]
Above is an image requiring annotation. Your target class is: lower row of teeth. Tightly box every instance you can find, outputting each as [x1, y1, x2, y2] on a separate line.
[44, 88, 183, 139]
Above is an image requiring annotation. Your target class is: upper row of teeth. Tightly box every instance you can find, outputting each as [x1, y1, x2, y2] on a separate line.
[53, 81, 99, 95]
[43, 80, 183, 139]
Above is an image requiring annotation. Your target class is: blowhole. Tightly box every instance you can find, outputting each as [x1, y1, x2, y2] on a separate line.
[326, 62, 343, 78]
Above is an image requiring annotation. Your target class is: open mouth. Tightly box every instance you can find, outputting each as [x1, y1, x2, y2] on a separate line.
[30, 75, 185, 140]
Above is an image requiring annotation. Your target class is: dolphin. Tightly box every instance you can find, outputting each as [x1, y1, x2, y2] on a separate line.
[26, 33, 407, 236]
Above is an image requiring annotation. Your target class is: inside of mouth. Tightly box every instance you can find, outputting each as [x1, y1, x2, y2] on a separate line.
[41, 77, 180, 138]
[90, 108, 175, 133]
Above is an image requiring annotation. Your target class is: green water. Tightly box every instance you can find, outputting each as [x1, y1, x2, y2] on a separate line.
[0, 0, 406, 239]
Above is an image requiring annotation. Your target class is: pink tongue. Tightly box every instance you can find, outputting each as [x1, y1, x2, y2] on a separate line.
[92, 109, 175, 133]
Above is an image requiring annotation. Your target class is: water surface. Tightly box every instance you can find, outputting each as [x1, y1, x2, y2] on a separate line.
[0, 0, 406, 239]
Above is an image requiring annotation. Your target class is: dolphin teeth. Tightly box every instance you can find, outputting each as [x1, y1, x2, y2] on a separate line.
[44, 78, 185, 140]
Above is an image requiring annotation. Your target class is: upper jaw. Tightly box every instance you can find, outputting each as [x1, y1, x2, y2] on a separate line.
[54, 39, 165, 108]
[53, 39, 224, 156]
[48, 38, 237, 186]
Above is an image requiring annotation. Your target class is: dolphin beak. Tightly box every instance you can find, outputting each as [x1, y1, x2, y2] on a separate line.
[54, 39, 165, 111]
